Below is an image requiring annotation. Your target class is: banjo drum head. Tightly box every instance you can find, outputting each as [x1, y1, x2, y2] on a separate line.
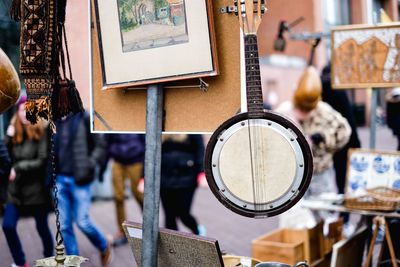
[204, 112, 313, 218]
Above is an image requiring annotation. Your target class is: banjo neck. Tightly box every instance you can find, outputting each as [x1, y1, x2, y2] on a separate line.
[235, 0, 265, 118]
[244, 34, 264, 118]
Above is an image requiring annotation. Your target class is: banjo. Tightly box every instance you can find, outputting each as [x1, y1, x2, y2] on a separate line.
[204, 0, 313, 218]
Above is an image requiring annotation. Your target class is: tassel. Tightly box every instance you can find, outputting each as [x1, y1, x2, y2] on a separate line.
[51, 79, 70, 120]
[57, 0, 67, 24]
[51, 84, 60, 121]
[36, 96, 51, 122]
[68, 80, 84, 114]
[9, 0, 21, 22]
[25, 100, 38, 124]
[57, 80, 70, 116]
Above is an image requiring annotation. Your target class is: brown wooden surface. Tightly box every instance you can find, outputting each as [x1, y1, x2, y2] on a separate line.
[304, 220, 326, 267]
[331, 23, 400, 89]
[325, 217, 344, 255]
[91, 0, 241, 132]
[251, 228, 306, 265]
[222, 255, 261, 267]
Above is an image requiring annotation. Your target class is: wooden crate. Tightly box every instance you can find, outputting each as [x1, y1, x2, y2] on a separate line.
[251, 228, 306, 265]
[222, 255, 261, 267]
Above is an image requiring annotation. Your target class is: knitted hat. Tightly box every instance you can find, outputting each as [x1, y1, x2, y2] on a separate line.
[293, 66, 322, 112]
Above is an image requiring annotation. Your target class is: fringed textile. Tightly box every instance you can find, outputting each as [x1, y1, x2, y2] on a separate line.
[12, 0, 84, 129]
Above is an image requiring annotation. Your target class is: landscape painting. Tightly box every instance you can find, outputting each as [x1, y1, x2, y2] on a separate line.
[117, 0, 188, 52]
[94, 0, 217, 88]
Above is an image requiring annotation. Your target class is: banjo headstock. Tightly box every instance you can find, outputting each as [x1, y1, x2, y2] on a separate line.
[235, 0, 267, 35]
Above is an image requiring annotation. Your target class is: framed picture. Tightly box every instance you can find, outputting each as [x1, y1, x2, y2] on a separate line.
[345, 148, 400, 196]
[93, 0, 218, 90]
[330, 226, 368, 267]
[331, 23, 400, 89]
[122, 221, 224, 266]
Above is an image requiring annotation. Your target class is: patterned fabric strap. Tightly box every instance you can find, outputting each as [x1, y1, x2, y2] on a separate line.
[19, 0, 57, 124]
[14, 0, 83, 127]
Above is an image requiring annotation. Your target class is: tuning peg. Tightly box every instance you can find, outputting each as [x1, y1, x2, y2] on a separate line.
[220, 5, 238, 14]
[261, 6, 267, 13]
[253, 6, 267, 13]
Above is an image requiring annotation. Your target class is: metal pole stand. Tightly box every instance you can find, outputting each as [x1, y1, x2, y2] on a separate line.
[369, 88, 378, 149]
[142, 84, 164, 267]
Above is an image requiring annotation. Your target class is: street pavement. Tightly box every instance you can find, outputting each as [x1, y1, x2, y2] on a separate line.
[0, 125, 397, 267]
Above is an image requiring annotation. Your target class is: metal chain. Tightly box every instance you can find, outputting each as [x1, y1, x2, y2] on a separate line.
[50, 130, 63, 246]
[49, 0, 63, 247]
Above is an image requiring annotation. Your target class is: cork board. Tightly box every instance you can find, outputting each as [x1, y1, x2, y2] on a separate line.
[123, 221, 224, 267]
[331, 23, 400, 89]
[91, 0, 241, 132]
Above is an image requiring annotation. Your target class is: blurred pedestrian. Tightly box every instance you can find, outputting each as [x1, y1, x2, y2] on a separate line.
[0, 138, 11, 216]
[103, 134, 145, 246]
[2, 95, 53, 267]
[160, 134, 205, 235]
[387, 87, 400, 150]
[276, 66, 351, 221]
[52, 111, 112, 265]
[321, 65, 361, 193]
[321, 65, 361, 233]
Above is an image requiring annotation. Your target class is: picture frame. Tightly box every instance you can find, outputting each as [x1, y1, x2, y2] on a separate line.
[93, 0, 218, 90]
[330, 226, 368, 267]
[345, 148, 400, 196]
[122, 221, 224, 266]
[331, 23, 400, 89]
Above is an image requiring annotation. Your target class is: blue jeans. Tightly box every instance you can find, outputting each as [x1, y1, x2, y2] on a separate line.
[56, 175, 107, 255]
[2, 203, 53, 265]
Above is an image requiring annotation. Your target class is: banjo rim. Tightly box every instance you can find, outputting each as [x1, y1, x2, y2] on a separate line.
[204, 111, 313, 218]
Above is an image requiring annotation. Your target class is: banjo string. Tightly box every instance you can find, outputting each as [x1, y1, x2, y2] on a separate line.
[247, 118, 257, 210]
[246, 35, 258, 210]
[246, 33, 266, 211]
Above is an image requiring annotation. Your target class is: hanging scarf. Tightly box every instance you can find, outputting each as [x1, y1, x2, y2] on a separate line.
[10, 0, 84, 130]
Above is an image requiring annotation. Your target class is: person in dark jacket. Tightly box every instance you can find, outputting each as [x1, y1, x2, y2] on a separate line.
[52, 111, 112, 266]
[321, 65, 361, 233]
[0, 139, 11, 216]
[321, 65, 361, 195]
[2, 95, 53, 267]
[387, 87, 400, 150]
[103, 134, 145, 246]
[160, 134, 205, 235]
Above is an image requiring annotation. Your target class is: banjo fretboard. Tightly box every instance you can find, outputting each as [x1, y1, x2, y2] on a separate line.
[245, 34, 264, 118]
